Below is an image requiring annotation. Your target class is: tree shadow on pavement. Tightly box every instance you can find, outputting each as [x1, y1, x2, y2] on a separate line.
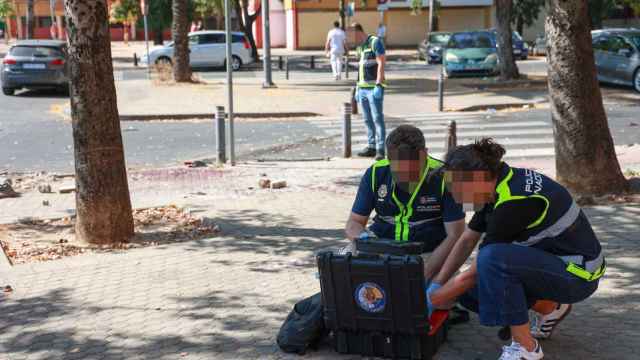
[185, 209, 345, 258]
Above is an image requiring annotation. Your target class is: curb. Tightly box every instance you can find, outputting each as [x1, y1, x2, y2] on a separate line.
[455, 101, 547, 112]
[59, 104, 320, 121]
[118, 112, 321, 121]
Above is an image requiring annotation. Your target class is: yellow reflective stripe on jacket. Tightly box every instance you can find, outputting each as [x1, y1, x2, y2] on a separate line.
[494, 168, 550, 229]
[370, 156, 441, 242]
[566, 261, 606, 281]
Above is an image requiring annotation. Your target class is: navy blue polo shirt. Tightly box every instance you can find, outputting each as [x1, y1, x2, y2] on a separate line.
[351, 157, 465, 252]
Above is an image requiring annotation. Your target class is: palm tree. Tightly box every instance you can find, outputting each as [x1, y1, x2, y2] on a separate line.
[495, 0, 519, 80]
[64, 0, 134, 244]
[546, 0, 629, 195]
[172, 0, 192, 82]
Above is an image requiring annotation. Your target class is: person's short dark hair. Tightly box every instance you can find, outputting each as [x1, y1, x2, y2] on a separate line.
[444, 138, 506, 177]
[333, 21, 340, 28]
[386, 125, 426, 155]
[351, 23, 365, 33]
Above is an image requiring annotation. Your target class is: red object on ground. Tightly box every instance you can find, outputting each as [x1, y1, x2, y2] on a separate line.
[428, 310, 449, 336]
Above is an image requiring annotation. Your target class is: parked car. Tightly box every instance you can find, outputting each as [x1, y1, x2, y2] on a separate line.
[443, 31, 498, 78]
[418, 32, 452, 64]
[1, 40, 69, 96]
[592, 28, 640, 93]
[532, 34, 547, 56]
[142, 30, 254, 71]
[489, 29, 528, 60]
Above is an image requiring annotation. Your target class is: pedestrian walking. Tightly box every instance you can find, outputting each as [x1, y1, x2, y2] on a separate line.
[352, 23, 386, 161]
[325, 21, 347, 80]
[377, 22, 387, 44]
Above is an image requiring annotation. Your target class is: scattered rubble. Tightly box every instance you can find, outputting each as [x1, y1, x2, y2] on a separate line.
[271, 180, 288, 189]
[37, 184, 52, 193]
[58, 185, 76, 194]
[259, 179, 271, 189]
[0, 177, 18, 198]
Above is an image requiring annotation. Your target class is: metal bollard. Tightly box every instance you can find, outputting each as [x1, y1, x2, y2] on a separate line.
[438, 65, 445, 112]
[343, 102, 352, 158]
[350, 86, 358, 115]
[345, 55, 349, 79]
[444, 120, 457, 155]
[133, 53, 138, 67]
[285, 57, 290, 80]
[310, 55, 315, 69]
[278, 56, 283, 70]
[215, 106, 226, 164]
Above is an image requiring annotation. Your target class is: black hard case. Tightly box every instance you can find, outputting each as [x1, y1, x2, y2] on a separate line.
[317, 251, 448, 359]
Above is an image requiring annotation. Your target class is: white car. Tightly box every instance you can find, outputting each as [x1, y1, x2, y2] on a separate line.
[142, 30, 254, 71]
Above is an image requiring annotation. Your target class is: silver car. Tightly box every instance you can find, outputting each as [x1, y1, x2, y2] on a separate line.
[1, 40, 69, 96]
[592, 29, 640, 93]
[142, 30, 254, 71]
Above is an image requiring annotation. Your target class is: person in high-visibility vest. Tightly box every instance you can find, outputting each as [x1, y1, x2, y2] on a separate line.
[345, 125, 465, 277]
[426, 138, 605, 360]
[351, 23, 387, 161]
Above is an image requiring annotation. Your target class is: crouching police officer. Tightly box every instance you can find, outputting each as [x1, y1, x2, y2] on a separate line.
[345, 125, 465, 278]
[427, 138, 605, 360]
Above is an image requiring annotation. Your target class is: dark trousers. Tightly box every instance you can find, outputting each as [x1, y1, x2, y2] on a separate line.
[459, 244, 599, 327]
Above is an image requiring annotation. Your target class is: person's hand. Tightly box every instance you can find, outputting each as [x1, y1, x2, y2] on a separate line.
[425, 281, 441, 317]
[358, 230, 375, 241]
[373, 84, 383, 100]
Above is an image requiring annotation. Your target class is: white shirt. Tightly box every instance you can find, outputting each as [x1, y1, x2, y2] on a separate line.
[377, 25, 386, 38]
[327, 28, 346, 55]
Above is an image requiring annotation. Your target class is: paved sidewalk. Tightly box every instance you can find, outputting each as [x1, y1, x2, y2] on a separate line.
[1, 158, 639, 359]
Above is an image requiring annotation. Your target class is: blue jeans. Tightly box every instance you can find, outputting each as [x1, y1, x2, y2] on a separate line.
[357, 87, 386, 152]
[459, 244, 599, 327]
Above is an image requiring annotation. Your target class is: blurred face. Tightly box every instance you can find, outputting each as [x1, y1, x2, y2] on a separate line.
[389, 148, 427, 192]
[445, 170, 497, 211]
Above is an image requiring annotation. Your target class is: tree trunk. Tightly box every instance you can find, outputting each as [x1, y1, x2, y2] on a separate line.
[495, 0, 519, 80]
[235, 0, 259, 61]
[63, 0, 134, 245]
[516, 15, 524, 37]
[546, 0, 628, 196]
[123, 23, 129, 44]
[131, 20, 136, 40]
[172, 0, 192, 82]
[4, 16, 11, 43]
[153, 28, 164, 45]
[26, 0, 34, 39]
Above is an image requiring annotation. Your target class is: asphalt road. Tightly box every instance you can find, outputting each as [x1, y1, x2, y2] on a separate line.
[1, 84, 639, 174]
[0, 89, 328, 173]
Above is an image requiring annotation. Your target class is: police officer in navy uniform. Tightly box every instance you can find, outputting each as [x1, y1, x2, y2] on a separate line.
[345, 125, 466, 279]
[427, 138, 605, 360]
[351, 22, 387, 161]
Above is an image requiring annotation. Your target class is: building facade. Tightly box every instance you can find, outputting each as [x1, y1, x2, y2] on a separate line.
[283, 0, 495, 49]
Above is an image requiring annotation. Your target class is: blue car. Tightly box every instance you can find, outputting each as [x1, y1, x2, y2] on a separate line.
[490, 29, 529, 60]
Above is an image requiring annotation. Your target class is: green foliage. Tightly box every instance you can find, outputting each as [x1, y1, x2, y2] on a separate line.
[511, 0, 544, 28]
[194, 0, 224, 18]
[0, 0, 15, 19]
[146, 0, 173, 30]
[588, 0, 617, 29]
[410, 0, 441, 16]
[110, 0, 141, 25]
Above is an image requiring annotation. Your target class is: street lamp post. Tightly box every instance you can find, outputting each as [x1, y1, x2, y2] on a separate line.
[224, 0, 236, 165]
[262, 0, 275, 88]
[141, 0, 150, 78]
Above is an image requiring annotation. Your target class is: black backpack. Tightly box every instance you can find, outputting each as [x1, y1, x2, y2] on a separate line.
[277, 292, 327, 354]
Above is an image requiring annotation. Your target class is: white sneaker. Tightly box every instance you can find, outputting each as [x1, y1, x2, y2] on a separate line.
[498, 340, 544, 360]
[530, 303, 572, 339]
